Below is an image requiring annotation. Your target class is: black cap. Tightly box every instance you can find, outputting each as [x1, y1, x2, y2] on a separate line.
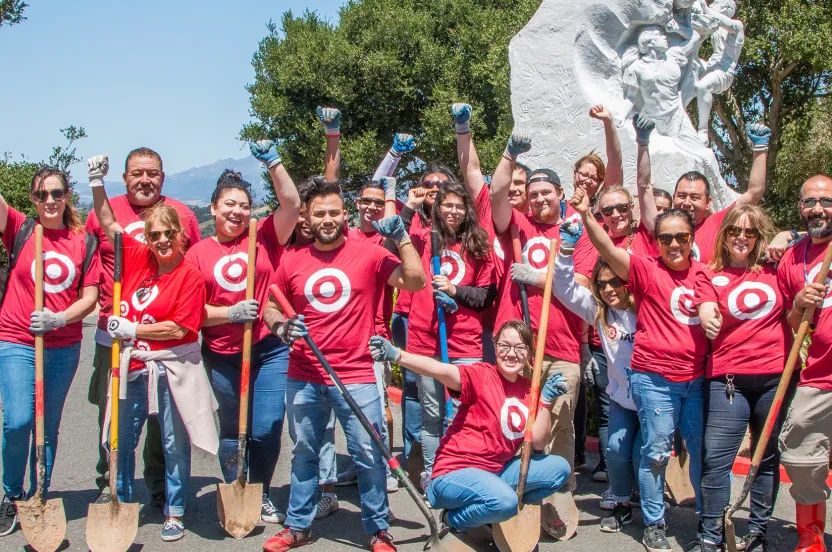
[526, 168, 561, 188]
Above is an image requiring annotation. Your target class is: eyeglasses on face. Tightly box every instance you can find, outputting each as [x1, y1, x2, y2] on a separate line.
[595, 276, 623, 290]
[496, 342, 530, 357]
[600, 203, 631, 217]
[801, 197, 832, 209]
[440, 202, 465, 213]
[725, 225, 759, 240]
[147, 229, 178, 242]
[33, 189, 67, 203]
[575, 170, 600, 183]
[357, 197, 385, 208]
[657, 232, 692, 246]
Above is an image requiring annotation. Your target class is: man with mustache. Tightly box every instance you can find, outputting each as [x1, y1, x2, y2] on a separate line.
[776, 174, 832, 552]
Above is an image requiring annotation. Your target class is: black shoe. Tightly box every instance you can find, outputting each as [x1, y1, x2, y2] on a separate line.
[94, 490, 111, 505]
[574, 453, 587, 471]
[439, 509, 463, 536]
[0, 494, 21, 537]
[737, 533, 767, 552]
[643, 523, 671, 552]
[685, 540, 720, 552]
[600, 503, 633, 533]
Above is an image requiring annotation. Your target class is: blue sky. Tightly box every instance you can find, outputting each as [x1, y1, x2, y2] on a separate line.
[0, 0, 344, 175]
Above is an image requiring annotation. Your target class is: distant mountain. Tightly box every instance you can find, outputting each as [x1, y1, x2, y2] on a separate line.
[76, 156, 267, 207]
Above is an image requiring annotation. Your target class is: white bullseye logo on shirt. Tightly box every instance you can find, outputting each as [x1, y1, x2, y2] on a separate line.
[493, 237, 505, 261]
[304, 269, 351, 313]
[120, 300, 129, 317]
[728, 282, 776, 320]
[131, 285, 159, 312]
[691, 242, 701, 261]
[31, 252, 75, 294]
[438, 250, 466, 285]
[522, 237, 551, 273]
[214, 253, 248, 292]
[135, 340, 151, 352]
[670, 286, 700, 325]
[124, 221, 147, 243]
[500, 398, 529, 440]
[606, 325, 618, 340]
[807, 263, 832, 309]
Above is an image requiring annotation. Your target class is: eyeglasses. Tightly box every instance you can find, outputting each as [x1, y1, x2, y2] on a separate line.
[136, 274, 160, 301]
[357, 197, 385, 208]
[600, 203, 631, 217]
[440, 203, 465, 213]
[595, 276, 622, 290]
[496, 342, 530, 357]
[129, 169, 162, 179]
[422, 179, 448, 189]
[657, 232, 692, 246]
[147, 229, 178, 242]
[575, 170, 601, 183]
[801, 197, 832, 209]
[726, 225, 760, 240]
[32, 189, 67, 203]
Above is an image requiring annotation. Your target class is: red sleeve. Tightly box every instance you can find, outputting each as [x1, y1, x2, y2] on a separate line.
[453, 363, 479, 405]
[376, 246, 402, 285]
[185, 216, 201, 251]
[474, 254, 496, 286]
[82, 247, 103, 288]
[170, 267, 206, 334]
[694, 267, 718, 306]
[123, 235, 152, 273]
[1, 206, 27, 252]
[777, 246, 798, 310]
[272, 257, 291, 310]
[627, 254, 652, 296]
[571, 233, 597, 277]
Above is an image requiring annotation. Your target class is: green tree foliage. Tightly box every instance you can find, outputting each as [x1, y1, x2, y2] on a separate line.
[0, 0, 26, 28]
[0, 155, 38, 218]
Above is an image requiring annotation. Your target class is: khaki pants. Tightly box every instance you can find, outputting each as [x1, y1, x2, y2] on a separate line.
[779, 385, 832, 505]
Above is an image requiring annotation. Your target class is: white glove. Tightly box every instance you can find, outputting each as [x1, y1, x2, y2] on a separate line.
[581, 343, 597, 387]
[107, 316, 138, 340]
[87, 154, 109, 188]
[29, 308, 67, 334]
[228, 299, 259, 323]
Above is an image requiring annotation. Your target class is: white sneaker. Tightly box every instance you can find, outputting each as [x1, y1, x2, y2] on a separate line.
[314, 493, 339, 519]
[261, 494, 286, 524]
[599, 487, 615, 510]
[387, 476, 399, 493]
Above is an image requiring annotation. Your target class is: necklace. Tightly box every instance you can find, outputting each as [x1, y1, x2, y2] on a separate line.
[214, 234, 241, 257]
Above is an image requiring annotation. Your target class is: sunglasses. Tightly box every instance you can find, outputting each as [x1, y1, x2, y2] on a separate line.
[422, 179, 448, 189]
[600, 203, 631, 217]
[358, 197, 385, 208]
[147, 229, 178, 242]
[657, 232, 692, 246]
[596, 277, 622, 290]
[32, 189, 67, 203]
[801, 197, 832, 209]
[726, 225, 759, 240]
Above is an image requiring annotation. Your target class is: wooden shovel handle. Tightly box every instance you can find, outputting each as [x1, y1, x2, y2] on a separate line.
[511, 224, 532, 326]
[110, 233, 123, 452]
[238, 219, 258, 437]
[34, 225, 44, 447]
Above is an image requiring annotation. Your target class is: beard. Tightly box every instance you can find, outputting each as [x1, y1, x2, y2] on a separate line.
[804, 213, 832, 239]
[313, 220, 346, 244]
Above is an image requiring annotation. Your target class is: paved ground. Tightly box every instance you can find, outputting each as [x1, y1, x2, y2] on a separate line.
[1, 321, 831, 551]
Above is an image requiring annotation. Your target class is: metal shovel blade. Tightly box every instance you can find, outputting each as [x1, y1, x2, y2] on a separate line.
[217, 480, 263, 539]
[493, 503, 541, 552]
[17, 496, 66, 552]
[86, 499, 140, 552]
[541, 491, 579, 541]
[666, 452, 696, 506]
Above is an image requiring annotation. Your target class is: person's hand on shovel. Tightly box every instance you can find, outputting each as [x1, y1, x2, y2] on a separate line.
[275, 315, 307, 346]
[511, 263, 543, 288]
[540, 371, 569, 409]
[228, 299, 259, 323]
[29, 308, 67, 334]
[433, 290, 458, 314]
[107, 316, 138, 340]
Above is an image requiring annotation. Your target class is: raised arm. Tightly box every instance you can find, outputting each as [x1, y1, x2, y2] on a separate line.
[491, 133, 531, 235]
[250, 141, 302, 246]
[452, 103, 487, 201]
[0, 189, 9, 235]
[372, 133, 416, 182]
[737, 123, 770, 206]
[572, 183, 631, 280]
[316, 106, 341, 181]
[88, 154, 124, 246]
[633, 114, 658, 234]
[369, 335, 461, 391]
[589, 105, 622, 188]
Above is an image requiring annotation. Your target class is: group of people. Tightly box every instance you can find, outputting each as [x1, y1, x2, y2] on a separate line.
[0, 101, 830, 552]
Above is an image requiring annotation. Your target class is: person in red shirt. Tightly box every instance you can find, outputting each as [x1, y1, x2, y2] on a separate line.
[88, 154, 210, 542]
[263, 178, 424, 552]
[0, 168, 101, 538]
[84, 147, 201, 507]
[186, 140, 300, 526]
[692, 204, 792, 552]
[574, 182, 707, 552]
[777, 174, 832, 552]
[367, 320, 570, 531]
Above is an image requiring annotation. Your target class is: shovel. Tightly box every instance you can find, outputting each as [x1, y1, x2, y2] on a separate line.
[724, 241, 832, 552]
[18, 224, 67, 552]
[217, 219, 263, 538]
[510, 224, 531, 326]
[493, 237, 557, 552]
[86, 232, 140, 552]
[268, 284, 472, 552]
[665, 433, 695, 506]
[431, 231, 455, 422]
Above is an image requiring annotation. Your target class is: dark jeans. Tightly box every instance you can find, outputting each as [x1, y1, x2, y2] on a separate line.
[89, 341, 165, 496]
[391, 313, 421, 461]
[574, 345, 610, 471]
[700, 373, 796, 545]
[203, 336, 289, 495]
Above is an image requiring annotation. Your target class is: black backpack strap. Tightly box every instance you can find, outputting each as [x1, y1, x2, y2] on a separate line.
[10, 218, 37, 270]
[77, 231, 99, 293]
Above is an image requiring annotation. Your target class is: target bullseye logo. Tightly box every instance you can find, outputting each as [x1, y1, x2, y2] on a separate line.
[606, 325, 618, 340]
[124, 221, 147, 243]
[807, 263, 832, 309]
[31, 252, 76, 294]
[438, 250, 466, 285]
[131, 285, 159, 312]
[493, 237, 505, 261]
[214, 253, 248, 292]
[304, 269, 351, 313]
[522, 237, 551, 273]
[670, 286, 700, 325]
[728, 282, 776, 320]
[500, 398, 529, 440]
[120, 300, 129, 317]
[691, 242, 701, 261]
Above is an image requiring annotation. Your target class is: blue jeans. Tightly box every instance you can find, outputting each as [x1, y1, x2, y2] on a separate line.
[0, 341, 80, 497]
[427, 454, 570, 530]
[607, 400, 642, 502]
[285, 377, 388, 534]
[118, 374, 191, 517]
[203, 336, 288, 496]
[631, 370, 704, 526]
[391, 313, 421, 461]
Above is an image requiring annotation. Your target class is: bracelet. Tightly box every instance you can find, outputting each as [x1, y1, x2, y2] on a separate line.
[502, 153, 516, 163]
[398, 236, 413, 248]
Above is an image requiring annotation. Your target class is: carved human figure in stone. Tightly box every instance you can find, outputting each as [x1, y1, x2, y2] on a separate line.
[694, 0, 744, 145]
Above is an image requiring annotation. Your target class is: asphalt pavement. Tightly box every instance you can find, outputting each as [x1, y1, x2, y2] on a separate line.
[1, 321, 830, 551]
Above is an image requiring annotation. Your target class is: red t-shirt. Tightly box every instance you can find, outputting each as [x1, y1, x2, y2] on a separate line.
[474, 186, 509, 332]
[350, 227, 394, 340]
[272, 238, 400, 385]
[494, 211, 595, 363]
[628, 255, 709, 381]
[0, 207, 102, 348]
[695, 265, 790, 378]
[432, 363, 532, 479]
[120, 236, 206, 371]
[185, 214, 283, 354]
[393, 210, 429, 317]
[406, 230, 495, 357]
[778, 239, 832, 390]
[692, 203, 733, 265]
[85, 195, 201, 331]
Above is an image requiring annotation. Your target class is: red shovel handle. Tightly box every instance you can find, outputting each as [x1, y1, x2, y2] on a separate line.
[270, 284, 297, 318]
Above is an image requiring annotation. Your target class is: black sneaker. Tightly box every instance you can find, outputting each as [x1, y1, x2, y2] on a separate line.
[439, 509, 463, 536]
[0, 494, 20, 537]
[685, 540, 720, 552]
[737, 533, 767, 552]
[94, 490, 111, 505]
[643, 523, 671, 552]
[600, 503, 633, 533]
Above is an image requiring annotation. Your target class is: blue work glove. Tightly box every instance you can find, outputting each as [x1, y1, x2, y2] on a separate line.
[433, 290, 458, 314]
[250, 140, 282, 169]
[369, 335, 401, 363]
[276, 314, 307, 345]
[372, 215, 411, 247]
[540, 370, 569, 409]
[559, 221, 584, 255]
[746, 123, 771, 152]
[452, 103, 472, 134]
[633, 113, 655, 146]
[390, 133, 416, 157]
[379, 176, 397, 202]
[504, 133, 532, 160]
[316, 106, 341, 136]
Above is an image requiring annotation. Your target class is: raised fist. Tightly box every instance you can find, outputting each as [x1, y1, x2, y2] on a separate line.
[250, 140, 282, 169]
[452, 103, 472, 134]
[87, 154, 109, 187]
[316, 106, 341, 136]
[391, 133, 415, 156]
[504, 133, 532, 160]
[746, 123, 771, 152]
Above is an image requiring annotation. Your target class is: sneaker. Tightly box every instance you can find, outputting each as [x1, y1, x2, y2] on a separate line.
[574, 453, 588, 471]
[594, 470, 609, 483]
[0, 494, 20, 537]
[439, 509, 462, 535]
[631, 489, 641, 508]
[737, 532, 767, 552]
[386, 476, 399, 494]
[600, 503, 633, 533]
[261, 494, 286, 524]
[369, 529, 397, 552]
[161, 518, 185, 542]
[388, 509, 396, 524]
[314, 493, 339, 519]
[263, 527, 313, 552]
[94, 490, 111, 505]
[335, 466, 358, 487]
[642, 523, 671, 552]
[420, 471, 430, 494]
[685, 540, 719, 552]
[600, 488, 615, 510]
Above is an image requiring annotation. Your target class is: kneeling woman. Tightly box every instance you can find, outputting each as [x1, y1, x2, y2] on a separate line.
[368, 320, 570, 530]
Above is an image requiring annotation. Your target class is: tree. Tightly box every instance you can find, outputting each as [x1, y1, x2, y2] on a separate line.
[1, 0, 27, 28]
[48, 126, 88, 183]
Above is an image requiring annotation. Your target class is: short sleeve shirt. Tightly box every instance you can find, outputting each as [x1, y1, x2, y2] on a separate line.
[692, 203, 734, 264]
[350, 228, 394, 340]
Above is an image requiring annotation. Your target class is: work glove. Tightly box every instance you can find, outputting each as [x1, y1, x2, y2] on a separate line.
[250, 140, 282, 169]
[510, 263, 540, 286]
[452, 103, 472, 134]
[504, 133, 532, 160]
[29, 308, 66, 334]
[540, 370, 569, 409]
[633, 113, 655, 146]
[559, 221, 584, 255]
[87, 154, 109, 187]
[276, 315, 307, 345]
[390, 133, 416, 157]
[107, 316, 138, 340]
[581, 342, 597, 387]
[316, 106, 341, 136]
[746, 123, 771, 152]
[379, 176, 397, 202]
[372, 216, 410, 247]
[433, 290, 458, 314]
[369, 335, 401, 363]
[228, 299, 259, 324]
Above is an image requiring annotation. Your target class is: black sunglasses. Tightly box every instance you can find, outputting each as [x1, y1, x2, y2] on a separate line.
[147, 229, 178, 242]
[801, 197, 832, 209]
[726, 225, 760, 240]
[422, 179, 448, 189]
[600, 203, 631, 217]
[33, 189, 67, 203]
[657, 232, 692, 246]
[595, 276, 623, 290]
[358, 197, 385, 208]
